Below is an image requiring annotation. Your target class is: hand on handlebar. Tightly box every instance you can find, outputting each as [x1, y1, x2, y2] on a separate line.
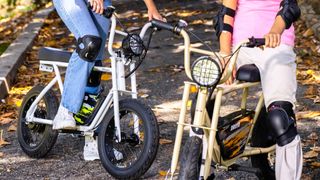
[264, 32, 281, 48]
[148, 9, 166, 22]
[89, 0, 104, 14]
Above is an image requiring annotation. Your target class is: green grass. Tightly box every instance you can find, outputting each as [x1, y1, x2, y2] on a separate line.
[0, 42, 10, 55]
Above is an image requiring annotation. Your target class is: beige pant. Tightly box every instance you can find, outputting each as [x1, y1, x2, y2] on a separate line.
[236, 45, 303, 180]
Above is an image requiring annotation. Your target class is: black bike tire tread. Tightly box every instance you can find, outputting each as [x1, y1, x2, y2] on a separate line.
[17, 85, 58, 158]
[98, 99, 159, 180]
[178, 136, 202, 180]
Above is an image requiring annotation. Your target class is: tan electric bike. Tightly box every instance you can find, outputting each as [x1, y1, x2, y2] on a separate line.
[151, 20, 276, 180]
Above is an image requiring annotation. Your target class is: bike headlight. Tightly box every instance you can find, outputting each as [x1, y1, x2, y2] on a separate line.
[191, 56, 221, 87]
[122, 33, 145, 57]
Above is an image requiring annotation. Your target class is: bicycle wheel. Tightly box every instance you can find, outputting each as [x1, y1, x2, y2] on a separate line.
[251, 106, 276, 180]
[178, 136, 203, 180]
[98, 99, 159, 180]
[17, 85, 59, 158]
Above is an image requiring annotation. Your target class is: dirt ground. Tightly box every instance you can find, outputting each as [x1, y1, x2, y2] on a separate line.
[0, 0, 319, 179]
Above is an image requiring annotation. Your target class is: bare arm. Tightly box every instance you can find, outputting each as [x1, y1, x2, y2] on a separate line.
[143, 0, 165, 21]
[219, 0, 238, 55]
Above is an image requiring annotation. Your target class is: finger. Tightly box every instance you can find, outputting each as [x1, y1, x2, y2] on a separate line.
[99, 2, 103, 14]
[265, 35, 270, 48]
[276, 34, 281, 47]
[92, 1, 97, 12]
[272, 34, 277, 48]
[269, 35, 274, 48]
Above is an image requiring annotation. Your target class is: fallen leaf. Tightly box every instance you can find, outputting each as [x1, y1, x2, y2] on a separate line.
[159, 138, 173, 145]
[0, 130, 11, 147]
[308, 132, 318, 141]
[296, 111, 320, 120]
[159, 170, 167, 176]
[0, 118, 14, 125]
[140, 94, 149, 98]
[311, 162, 320, 167]
[304, 150, 318, 159]
[304, 85, 317, 96]
[0, 112, 14, 118]
[303, 28, 314, 37]
[7, 124, 17, 132]
[311, 146, 320, 152]
[101, 74, 112, 81]
[0, 152, 4, 158]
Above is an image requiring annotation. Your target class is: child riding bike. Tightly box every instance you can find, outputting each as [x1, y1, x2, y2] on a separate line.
[52, 0, 165, 160]
[216, 0, 302, 179]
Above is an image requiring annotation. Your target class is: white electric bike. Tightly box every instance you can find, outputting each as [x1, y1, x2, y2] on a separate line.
[17, 6, 159, 179]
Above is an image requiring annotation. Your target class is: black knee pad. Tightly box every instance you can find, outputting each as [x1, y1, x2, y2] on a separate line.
[267, 101, 298, 146]
[76, 35, 102, 62]
[87, 61, 102, 87]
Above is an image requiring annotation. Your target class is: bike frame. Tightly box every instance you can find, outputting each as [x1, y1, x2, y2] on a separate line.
[168, 30, 275, 179]
[25, 14, 153, 141]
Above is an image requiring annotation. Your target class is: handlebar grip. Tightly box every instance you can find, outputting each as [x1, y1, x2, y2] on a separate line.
[253, 38, 265, 46]
[245, 37, 265, 48]
[151, 19, 175, 32]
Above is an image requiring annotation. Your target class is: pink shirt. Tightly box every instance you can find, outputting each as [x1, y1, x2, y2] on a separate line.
[232, 0, 295, 47]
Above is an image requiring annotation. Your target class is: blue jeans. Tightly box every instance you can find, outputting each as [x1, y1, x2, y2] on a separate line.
[53, 0, 111, 113]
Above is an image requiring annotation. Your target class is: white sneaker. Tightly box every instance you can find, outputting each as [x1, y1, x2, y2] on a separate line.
[52, 105, 76, 130]
[83, 136, 123, 161]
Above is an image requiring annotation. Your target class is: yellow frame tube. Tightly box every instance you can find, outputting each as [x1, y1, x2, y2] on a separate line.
[204, 87, 224, 179]
[169, 82, 191, 178]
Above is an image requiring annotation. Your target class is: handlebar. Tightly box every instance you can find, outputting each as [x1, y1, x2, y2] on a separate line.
[151, 19, 182, 35]
[243, 37, 265, 48]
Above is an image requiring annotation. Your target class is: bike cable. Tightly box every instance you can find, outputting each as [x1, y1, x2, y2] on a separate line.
[113, 13, 155, 79]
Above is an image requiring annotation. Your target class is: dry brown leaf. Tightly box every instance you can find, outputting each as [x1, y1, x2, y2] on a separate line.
[311, 162, 320, 167]
[303, 28, 314, 37]
[0, 112, 14, 118]
[308, 132, 318, 141]
[159, 170, 167, 176]
[0, 152, 4, 158]
[304, 150, 318, 159]
[101, 74, 112, 81]
[0, 130, 11, 147]
[7, 124, 17, 132]
[140, 94, 149, 98]
[311, 146, 320, 152]
[159, 138, 173, 145]
[0, 117, 14, 125]
[296, 111, 320, 120]
[304, 85, 317, 96]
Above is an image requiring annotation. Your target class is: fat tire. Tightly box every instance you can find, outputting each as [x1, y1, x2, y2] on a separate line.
[17, 85, 58, 158]
[178, 136, 203, 180]
[251, 106, 276, 180]
[98, 99, 159, 180]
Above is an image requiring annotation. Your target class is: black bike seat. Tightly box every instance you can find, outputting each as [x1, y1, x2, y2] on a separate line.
[236, 64, 261, 82]
[38, 47, 72, 63]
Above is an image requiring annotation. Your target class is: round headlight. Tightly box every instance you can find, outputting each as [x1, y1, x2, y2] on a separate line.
[122, 34, 145, 57]
[191, 56, 221, 87]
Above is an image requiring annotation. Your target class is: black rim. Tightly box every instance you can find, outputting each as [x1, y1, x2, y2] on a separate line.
[20, 95, 48, 149]
[104, 109, 146, 169]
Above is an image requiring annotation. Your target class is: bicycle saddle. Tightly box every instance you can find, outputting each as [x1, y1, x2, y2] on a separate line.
[38, 47, 72, 63]
[236, 64, 261, 82]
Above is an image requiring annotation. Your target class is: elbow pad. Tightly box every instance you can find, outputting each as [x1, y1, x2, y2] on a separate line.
[214, 5, 235, 38]
[277, 0, 301, 29]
